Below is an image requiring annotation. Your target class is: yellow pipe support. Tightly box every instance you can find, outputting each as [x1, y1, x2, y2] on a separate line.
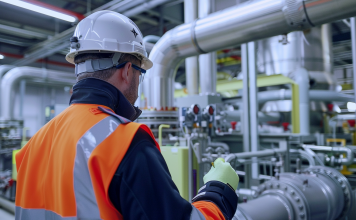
[158, 124, 170, 146]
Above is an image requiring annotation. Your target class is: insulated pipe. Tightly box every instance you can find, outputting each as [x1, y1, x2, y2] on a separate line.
[0, 196, 15, 214]
[303, 144, 354, 166]
[146, 0, 356, 108]
[225, 148, 286, 162]
[236, 195, 292, 220]
[198, 0, 216, 95]
[321, 24, 333, 74]
[1, 67, 76, 120]
[234, 166, 353, 220]
[143, 35, 160, 54]
[219, 111, 281, 123]
[207, 141, 230, 153]
[0, 65, 14, 117]
[140, 36, 160, 108]
[144, 42, 155, 54]
[291, 67, 310, 134]
[289, 149, 316, 166]
[184, 0, 199, 96]
[257, 89, 355, 104]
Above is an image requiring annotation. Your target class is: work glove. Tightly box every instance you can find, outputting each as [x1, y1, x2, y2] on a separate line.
[203, 158, 239, 191]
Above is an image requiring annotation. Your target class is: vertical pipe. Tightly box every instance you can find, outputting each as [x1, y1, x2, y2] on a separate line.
[321, 24, 334, 74]
[241, 44, 251, 188]
[199, 0, 216, 95]
[19, 80, 26, 119]
[188, 136, 193, 201]
[351, 18, 356, 107]
[248, 42, 259, 181]
[184, 0, 199, 95]
[294, 67, 310, 134]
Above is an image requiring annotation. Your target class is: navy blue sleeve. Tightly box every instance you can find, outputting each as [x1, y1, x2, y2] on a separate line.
[108, 128, 192, 220]
[108, 128, 238, 220]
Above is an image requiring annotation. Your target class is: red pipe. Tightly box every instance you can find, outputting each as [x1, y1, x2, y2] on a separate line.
[24, 0, 85, 21]
[0, 52, 74, 68]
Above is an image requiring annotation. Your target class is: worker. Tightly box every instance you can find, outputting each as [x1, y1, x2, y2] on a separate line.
[15, 11, 239, 220]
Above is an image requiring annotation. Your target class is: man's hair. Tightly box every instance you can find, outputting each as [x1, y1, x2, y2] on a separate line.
[74, 53, 141, 81]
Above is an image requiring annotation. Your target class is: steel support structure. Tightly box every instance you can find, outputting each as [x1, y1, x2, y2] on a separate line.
[198, 0, 216, 95]
[352, 18, 356, 113]
[184, 0, 199, 95]
[241, 43, 251, 188]
[248, 42, 260, 182]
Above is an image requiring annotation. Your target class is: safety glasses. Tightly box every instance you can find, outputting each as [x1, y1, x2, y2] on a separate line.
[115, 61, 146, 84]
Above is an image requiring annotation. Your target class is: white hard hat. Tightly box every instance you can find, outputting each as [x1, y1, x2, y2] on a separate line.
[66, 10, 153, 71]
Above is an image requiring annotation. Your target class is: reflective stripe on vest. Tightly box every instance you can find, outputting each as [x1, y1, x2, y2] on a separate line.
[191, 206, 206, 220]
[74, 116, 120, 219]
[15, 207, 77, 220]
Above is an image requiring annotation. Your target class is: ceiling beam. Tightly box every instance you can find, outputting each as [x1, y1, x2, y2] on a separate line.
[146, 9, 182, 25]
[132, 15, 159, 26]
[0, 23, 49, 39]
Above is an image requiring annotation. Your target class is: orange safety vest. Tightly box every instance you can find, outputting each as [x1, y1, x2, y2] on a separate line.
[15, 104, 159, 219]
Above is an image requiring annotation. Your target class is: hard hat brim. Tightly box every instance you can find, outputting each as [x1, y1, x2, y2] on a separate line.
[66, 50, 153, 71]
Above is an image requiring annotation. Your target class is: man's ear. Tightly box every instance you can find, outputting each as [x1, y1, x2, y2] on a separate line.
[120, 62, 132, 84]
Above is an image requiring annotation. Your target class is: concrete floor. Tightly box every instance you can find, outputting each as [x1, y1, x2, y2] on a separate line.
[0, 208, 14, 220]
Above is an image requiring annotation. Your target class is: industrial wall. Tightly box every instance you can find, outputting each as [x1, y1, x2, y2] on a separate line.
[12, 83, 71, 137]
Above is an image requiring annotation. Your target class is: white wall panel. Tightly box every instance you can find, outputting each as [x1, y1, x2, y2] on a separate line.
[13, 83, 71, 137]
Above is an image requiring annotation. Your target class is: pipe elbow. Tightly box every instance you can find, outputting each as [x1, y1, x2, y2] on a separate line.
[341, 147, 355, 166]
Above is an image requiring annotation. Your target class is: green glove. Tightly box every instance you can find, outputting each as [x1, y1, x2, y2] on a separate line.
[203, 158, 239, 191]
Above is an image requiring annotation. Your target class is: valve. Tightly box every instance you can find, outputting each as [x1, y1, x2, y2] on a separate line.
[202, 105, 215, 129]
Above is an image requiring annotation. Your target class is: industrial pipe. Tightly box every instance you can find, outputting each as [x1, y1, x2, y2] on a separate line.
[1, 67, 76, 120]
[257, 89, 355, 104]
[292, 68, 310, 134]
[218, 111, 281, 123]
[225, 148, 286, 162]
[303, 144, 354, 166]
[198, 0, 216, 95]
[184, 0, 199, 96]
[145, 0, 356, 108]
[0, 196, 15, 214]
[207, 140, 230, 153]
[143, 35, 160, 54]
[289, 149, 316, 166]
[0, 65, 14, 116]
[234, 166, 354, 220]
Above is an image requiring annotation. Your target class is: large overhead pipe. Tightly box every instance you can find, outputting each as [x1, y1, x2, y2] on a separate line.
[1, 67, 76, 120]
[145, 0, 356, 109]
[234, 166, 354, 220]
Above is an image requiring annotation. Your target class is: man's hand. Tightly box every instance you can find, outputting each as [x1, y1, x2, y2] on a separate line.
[203, 158, 239, 191]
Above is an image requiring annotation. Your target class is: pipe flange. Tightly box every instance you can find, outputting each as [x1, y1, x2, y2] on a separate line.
[258, 179, 308, 220]
[283, 0, 311, 29]
[190, 19, 206, 54]
[304, 166, 353, 219]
